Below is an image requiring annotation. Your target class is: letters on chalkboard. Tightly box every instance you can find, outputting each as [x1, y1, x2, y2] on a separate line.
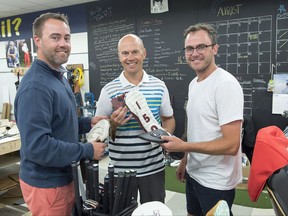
[88, 0, 288, 135]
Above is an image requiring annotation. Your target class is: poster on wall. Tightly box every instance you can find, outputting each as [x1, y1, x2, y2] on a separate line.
[150, 0, 169, 14]
[6, 40, 19, 68]
[272, 73, 288, 114]
[5, 38, 32, 68]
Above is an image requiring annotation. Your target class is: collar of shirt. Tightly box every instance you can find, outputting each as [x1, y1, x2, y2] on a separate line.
[35, 59, 67, 79]
[119, 70, 149, 88]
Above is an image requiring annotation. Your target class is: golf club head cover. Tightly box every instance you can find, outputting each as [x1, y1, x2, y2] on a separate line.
[87, 119, 110, 142]
[110, 93, 127, 141]
[169, 152, 185, 160]
[138, 129, 185, 160]
[111, 93, 126, 110]
[138, 129, 169, 143]
[125, 90, 163, 132]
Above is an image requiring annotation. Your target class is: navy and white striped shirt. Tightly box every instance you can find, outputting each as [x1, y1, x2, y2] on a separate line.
[95, 70, 173, 177]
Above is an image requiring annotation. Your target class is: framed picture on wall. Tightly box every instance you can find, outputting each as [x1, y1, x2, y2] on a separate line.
[5, 38, 32, 68]
[6, 40, 19, 68]
[19, 39, 32, 67]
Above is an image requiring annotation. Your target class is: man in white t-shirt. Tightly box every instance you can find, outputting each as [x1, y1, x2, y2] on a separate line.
[161, 23, 244, 216]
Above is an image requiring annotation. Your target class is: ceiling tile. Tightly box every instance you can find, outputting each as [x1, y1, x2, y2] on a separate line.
[0, 0, 100, 18]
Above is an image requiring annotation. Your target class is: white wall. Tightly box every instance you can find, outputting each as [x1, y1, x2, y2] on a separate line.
[0, 32, 90, 120]
[0, 41, 19, 119]
[65, 32, 90, 100]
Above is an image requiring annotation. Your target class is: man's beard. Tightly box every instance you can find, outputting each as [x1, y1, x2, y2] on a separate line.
[44, 50, 70, 67]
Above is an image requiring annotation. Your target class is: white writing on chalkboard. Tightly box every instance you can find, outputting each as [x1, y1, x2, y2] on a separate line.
[210, 15, 272, 75]
[89, 6, 112, 22]
[138, 18, 186, 82]
[89, 18, 135, 86]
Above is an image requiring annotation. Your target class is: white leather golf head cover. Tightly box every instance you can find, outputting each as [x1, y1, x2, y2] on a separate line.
[125, 90, 163, 132]
[86, 119, 110, 142]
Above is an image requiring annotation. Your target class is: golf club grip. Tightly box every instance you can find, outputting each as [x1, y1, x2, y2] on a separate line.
[108, 164, 114, 213]
[84, 159, 90, 187]
[92, 163, 99, 202]
[103, 175, 109, 213]
[120, 170, 130, 209]
[125, 169, 136, 207]
[71, 161, 82, 216]
[112, 172, 125, 215]
[87, 165, 94, 199]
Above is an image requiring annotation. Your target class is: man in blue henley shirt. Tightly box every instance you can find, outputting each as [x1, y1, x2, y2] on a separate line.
[14, 12, 107, 216]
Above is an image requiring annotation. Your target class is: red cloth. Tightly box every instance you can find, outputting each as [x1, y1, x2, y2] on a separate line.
[248, 126, 288, 201]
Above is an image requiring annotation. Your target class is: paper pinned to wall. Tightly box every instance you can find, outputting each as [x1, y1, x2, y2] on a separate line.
[273, 74, 288, 94]
[272, 74, 288, 114]
[150, 0, 169, 14]
[272, 94, 288, 114]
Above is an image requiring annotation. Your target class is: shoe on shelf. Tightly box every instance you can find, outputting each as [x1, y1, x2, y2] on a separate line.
[125, 90, 163, 132]
[86, 119, 110, 142]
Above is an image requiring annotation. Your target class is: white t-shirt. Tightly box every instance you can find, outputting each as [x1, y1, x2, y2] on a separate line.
[186, 68, 244, 190]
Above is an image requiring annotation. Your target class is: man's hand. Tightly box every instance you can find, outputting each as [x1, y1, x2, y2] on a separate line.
[160, 135, 186, 152]
[176, 159, 187, 182]
[90, 141, 107, 160]
[91, 116, 108, 128]
[110, 107, 132, 127]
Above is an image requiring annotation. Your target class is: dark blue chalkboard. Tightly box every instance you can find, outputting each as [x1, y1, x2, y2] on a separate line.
[88, 0, 288, 137]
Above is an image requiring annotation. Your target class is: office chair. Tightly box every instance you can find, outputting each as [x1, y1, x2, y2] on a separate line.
[266, 165, 288, 216]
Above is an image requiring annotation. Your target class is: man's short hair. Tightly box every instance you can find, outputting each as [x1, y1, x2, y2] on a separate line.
[184, 23, 218, 44]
